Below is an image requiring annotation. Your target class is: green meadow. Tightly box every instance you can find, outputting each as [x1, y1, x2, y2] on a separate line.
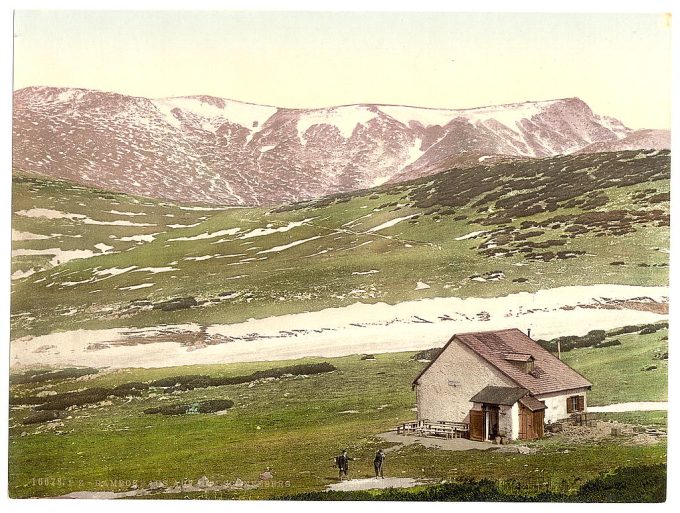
[8, 325, 667, 499]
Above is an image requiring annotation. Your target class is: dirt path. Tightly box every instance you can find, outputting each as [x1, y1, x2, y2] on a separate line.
[377, 431, 493, 452]
[588, 402, 668, 413]
[327, 477, 426, 491]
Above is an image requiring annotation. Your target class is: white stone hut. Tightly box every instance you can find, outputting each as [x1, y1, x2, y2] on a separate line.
[412, 329, 592, 441]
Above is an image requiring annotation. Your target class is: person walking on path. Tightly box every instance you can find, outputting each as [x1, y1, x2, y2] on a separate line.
[335, 449, 355, 480]
[373, 449, 385, 479]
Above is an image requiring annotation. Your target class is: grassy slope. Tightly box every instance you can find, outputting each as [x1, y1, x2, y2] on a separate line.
[8, 328, 667, 498]
[10, 150, 670, 339]
[561, 329, 668, 405]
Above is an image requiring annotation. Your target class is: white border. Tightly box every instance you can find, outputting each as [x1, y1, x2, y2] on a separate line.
[1, 2, 677, 513]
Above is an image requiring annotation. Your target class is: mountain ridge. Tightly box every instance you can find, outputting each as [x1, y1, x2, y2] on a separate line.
[13, 86, 669, 206]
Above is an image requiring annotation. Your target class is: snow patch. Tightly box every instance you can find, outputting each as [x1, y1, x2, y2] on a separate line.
[119, 234, 158, 243]
[168, 223, 201, 229]
[367, 214, 418, 233]
[93, 266, 137, 278]
[16, 208, 85, 220]
[241, 218, 315, 239]
[108, 210, 146, 217]
[12, 268, 37, 280]
[12, 248, 104, 266]
[178, 206, 229, 211]
[169, 228, 240, 242]
[16, 208, 154, 226]
[10, 285, 668, 369]
[257, 236, 322, 254]
[155, 97, 277, 131]
[455, 230, 488, 241]
[119, 283, 155, 291]
[95, 243, 114, 253]
[403, 136, 424, 166]
[134, 267, 177, 274]
[12, 229, 50, 241]
[297, 106, 377, 141]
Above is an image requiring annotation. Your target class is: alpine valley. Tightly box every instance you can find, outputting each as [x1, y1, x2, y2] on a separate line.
[9, 87, 670, 501]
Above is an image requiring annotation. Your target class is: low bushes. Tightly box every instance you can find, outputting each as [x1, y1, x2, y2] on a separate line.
[149, 362, 337, 391]
[10, 367, 99, 385]
[412, 348, 443, 361]
[35, 387, 113, 411]
[537, 330, 607, 353]
[593, 339, 621, 349]
[31, 383, 149, 411]
[21, 410, 62, 425]
[144, 399, 234, 416]
[152, 297, 198, 312]
[15, 362, 337, 412]
[536, 322, 667, 354]
[280, 465, 666, 502]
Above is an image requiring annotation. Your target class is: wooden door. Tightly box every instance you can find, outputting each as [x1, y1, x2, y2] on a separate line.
[519, 405, 529, 439]
[533, 409, 545, 438]
[519, 405, 545, 440]
[469, 410, 484, 441]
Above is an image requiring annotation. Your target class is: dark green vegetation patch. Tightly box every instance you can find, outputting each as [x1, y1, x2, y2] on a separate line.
[144, 399, 234, 416]
[282, 465, 666, 502]
[10, 367, 99, 385]
[537, 322, 667, 353]
[10, 362, 336, 413]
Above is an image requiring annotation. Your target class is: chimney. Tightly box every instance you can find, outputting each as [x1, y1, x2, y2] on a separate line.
[557, 338, 562, 360]
[527, 328, 531, 338]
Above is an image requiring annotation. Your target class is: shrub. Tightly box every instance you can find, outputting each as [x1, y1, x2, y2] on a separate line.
[35, 388, 112, 411]
[9, 395, 49, 406]
[149, 363, 337, 390]
[594, 339, 622, 349]
[608, 324, 645, 336]
[540, 330, 607, 352]
[412, 348, 443, 361]
[144, 399, 234, 415]
[640, 326, 658, 335]
[21, 410, 62, 425]
[111, 382, 149, 396]
[143, 404, 189, 415]
[152, 297, 198, 312]
[10, 367, 99, 385]
[149, 375, 208, 388]
[196, 399, 234, 413]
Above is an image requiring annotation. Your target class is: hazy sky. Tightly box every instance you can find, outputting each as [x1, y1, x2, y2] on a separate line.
[13, 11, 672, 129]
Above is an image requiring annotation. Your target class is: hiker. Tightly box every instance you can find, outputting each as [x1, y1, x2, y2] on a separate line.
[374, 449, 385, 479]
[335, 449, 355, 480]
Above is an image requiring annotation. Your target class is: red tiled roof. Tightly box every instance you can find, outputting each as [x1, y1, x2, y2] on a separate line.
[413, 328, 592, 395]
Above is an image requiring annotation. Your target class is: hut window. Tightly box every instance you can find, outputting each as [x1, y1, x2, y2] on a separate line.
[566, 395, 585, 413]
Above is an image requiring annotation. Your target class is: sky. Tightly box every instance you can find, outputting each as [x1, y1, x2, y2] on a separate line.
[13, 10, 672, 129]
